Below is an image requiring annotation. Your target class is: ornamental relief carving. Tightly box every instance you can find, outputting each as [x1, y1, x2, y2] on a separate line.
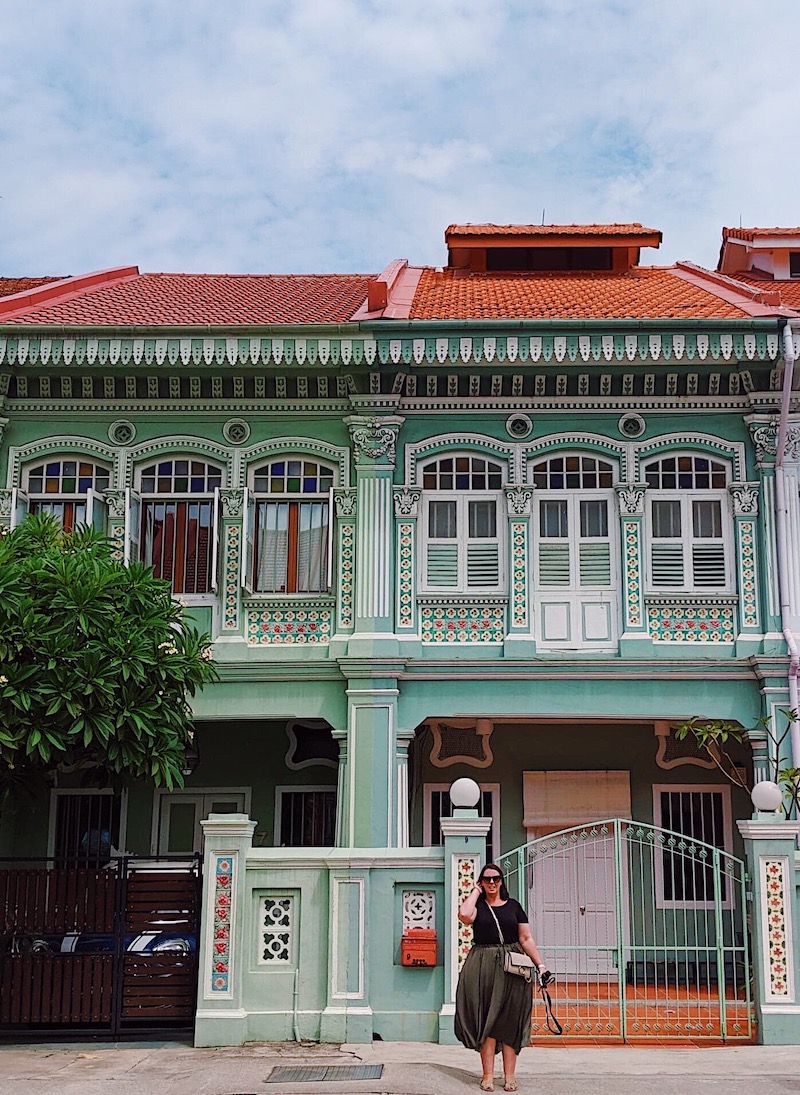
[348, 419, 399, 465]
[748, 420, 800, 463]
[616, 484, 646, 517]
[103, 489, 127, 520]
[0, 489, 12, 518]
[334, 488, 357, 519]
[219, 488, 245, 519]
[729, 483, 759, 517]
[505, 487, 533, 516]
[393, 487, 421, 517]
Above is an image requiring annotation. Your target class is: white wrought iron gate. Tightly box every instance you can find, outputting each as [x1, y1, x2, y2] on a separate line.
[498, 819, 752, 1042]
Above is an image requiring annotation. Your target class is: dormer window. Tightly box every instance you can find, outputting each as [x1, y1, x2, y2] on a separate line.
[790, 252, 800, 278]
[486, 247, 613, 272]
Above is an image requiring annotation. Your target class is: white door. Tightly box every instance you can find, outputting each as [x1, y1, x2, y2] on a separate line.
[156, 791, 247, 854]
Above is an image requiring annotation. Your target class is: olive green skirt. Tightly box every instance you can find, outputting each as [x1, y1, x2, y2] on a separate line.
[454, 944, 533, 1055]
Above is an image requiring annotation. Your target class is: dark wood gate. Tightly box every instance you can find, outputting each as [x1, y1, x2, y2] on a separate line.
[0, 855, 202, 1037]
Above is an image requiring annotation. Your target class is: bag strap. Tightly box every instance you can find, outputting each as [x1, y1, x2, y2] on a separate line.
[484, 901, 505, 946]
[540, 986, 563, 1035]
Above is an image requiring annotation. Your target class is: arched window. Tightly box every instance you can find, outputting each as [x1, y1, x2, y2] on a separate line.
[138, 459, 223, 594]
[245, 459, 334, 593]
[420, 455, 504, 592]
[530, 454, 618, 648]
[644, 455, 730, 591]
[23, 458, 111, 531]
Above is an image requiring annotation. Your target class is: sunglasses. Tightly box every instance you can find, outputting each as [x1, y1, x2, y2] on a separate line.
[481, 875, 502, 882]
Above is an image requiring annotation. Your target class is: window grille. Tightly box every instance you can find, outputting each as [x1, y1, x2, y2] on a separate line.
[655, 787, 731, 905]
[53, 792, 121, 863]
[278, 789, 336, 847]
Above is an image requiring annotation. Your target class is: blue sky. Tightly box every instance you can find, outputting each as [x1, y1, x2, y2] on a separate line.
[2, 0, 799, 277]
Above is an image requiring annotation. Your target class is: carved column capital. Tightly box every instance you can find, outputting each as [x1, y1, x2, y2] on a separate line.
[0, 488, 12, 519]
[219, 488, 245, 519]
[730, 482, 760, 517]
[505, 487, 533, 516]
[334, 488, 358, 519]
[393, 486, 421, 518]
[104, 489, 127, 520]
[345, 415, 404, 467]
[615, 483, 647, 517]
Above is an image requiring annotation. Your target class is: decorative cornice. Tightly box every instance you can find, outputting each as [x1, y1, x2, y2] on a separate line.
[730, 482, 759, 516]
[0, 329, 783, 368]
[393, 487, 421, 518]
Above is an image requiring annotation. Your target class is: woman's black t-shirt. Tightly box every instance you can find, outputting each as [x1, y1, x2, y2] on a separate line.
[471, 898, 528, 944]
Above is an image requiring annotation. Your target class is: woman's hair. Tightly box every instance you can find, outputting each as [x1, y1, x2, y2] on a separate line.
[477, 862, 510, 901]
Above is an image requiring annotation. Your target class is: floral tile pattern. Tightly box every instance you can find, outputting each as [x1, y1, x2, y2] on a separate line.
[211, 855, 234, 993]
[223, 524, 240, 630]
[647, 604, 734, 643]
[339, 523, 355, 630]
[457, 857, 477, 970]
[511, 522, 527, 628]
[623, 521, 642, 628]
[397, 523, 414, 629]
[247, 605, 332, 644]
[738, 521, 758, 629]
[763, 858, 789, 997]
[421, 605, 506, 643]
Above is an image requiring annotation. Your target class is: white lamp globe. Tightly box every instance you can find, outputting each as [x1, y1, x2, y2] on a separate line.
[751, 780, 783, 813]
[449, 777, 481, 809]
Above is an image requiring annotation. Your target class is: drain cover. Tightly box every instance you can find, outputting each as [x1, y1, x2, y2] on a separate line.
[266, 1063, 384, 1083]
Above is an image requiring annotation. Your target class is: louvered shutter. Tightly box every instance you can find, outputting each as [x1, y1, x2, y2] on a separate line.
[692, 544, 726, 587]
[467, 542, 499, 587]
[651, 543, 684, 586]
[427, 543, 459, 587]
[579, 542, 611, 586]
[538, 542, 571, 586]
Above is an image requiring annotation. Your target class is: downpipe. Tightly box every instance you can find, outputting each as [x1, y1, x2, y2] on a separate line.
[774, 319, 800, 771]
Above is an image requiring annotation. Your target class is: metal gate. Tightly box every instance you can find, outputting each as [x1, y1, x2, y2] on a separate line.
[0, 854, 201, 1037]
[497, 819, 752, 1042]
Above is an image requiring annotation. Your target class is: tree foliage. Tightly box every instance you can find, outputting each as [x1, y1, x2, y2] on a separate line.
[0, 514, 218, 795]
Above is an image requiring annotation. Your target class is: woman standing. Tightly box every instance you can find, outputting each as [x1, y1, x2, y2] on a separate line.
[455, 863, 548, 1092]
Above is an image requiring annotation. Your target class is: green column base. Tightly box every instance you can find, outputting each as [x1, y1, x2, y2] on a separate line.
[438, 1004, 457, 1044]
[194, 1009, 249, 1047]
[320, 1005, 373, 1043]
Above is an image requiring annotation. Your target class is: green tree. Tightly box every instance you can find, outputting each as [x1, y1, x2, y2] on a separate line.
[0, 514, 218, 800]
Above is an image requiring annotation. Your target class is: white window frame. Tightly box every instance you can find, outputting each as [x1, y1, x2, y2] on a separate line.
[652, 783, 733, 910]
[48, 787, 128, 858]
[22, 457, 112, 533]
[423, 782, 501, 862]
[534, 489, 617, 591]
[150, 786, 251, 855]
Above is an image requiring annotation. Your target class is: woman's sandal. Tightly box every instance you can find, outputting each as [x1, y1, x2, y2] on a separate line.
[479, 1081, 494, 1092]
[503, 1082, 518, 1093]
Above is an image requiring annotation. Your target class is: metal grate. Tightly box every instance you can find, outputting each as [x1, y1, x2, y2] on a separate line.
[266, 1064, 383, 1083]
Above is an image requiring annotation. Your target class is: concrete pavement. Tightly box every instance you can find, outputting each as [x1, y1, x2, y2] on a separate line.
[1, 1039, 800, 1095]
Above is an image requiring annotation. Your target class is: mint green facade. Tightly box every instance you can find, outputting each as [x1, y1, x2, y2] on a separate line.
[1, 315, 798, 1043]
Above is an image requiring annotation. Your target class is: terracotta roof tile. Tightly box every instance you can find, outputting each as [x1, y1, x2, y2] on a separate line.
[7, 272, 375, 327]
[723, 227, 800, 241]
[445, 222, 659, 237]
[409, 267, 753, 320]
[735, 272, 800, 309]
[0, 277, 62, 298]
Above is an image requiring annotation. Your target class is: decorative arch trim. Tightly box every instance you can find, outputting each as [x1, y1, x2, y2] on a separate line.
[241, 437, 349, 490]
[8, 438, 119, 489]
[405, 434, 518, 486]
[522, 433, 629, 482]
[635, 433, 745, 481]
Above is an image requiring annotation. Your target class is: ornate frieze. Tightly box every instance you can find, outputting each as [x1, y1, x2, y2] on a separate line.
[393, 487, 421, 518]
[749, 419, 800, 464]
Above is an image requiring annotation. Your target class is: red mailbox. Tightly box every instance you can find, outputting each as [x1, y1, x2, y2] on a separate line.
[401, 927, 437, 967]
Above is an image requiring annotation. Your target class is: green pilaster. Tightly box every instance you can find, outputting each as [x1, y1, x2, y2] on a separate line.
[393, 486, 421, 640]
[319, 867, 373, 1043]
[218, 488, 245, 638]
[340, 673, 400, 848]
[333, 488, 357, 642]
[104, 489, 127, 561]
[615, 483, 651, 654]
[503, 486, 536, 657]
[730, 483, 761, 653]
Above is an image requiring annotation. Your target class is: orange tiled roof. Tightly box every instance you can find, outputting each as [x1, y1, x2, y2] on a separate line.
[409, 267, 754, 320]
[0, 276, 62, 298]
[6, 272, 375, 326]
[446, 222, 660, 237]
[723, 227, 800, 242]
[734, 272, 800, 309]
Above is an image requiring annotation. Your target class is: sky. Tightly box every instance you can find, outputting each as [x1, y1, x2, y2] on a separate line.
[2, 0, 800, 278]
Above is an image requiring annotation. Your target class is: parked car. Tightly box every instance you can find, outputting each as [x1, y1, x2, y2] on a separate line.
[1, 928, 195, 956]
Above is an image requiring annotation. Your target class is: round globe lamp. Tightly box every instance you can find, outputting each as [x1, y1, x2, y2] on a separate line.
[751, 780, 783, 814]
[449, 777, 481, 810]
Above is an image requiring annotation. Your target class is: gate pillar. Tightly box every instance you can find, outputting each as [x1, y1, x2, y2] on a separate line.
[737, 815, 800, 1044]
[438, 801, 490, 1044]
[195, 813, 256, 1047]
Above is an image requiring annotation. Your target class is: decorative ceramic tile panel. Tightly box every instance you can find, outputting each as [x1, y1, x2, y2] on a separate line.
[402, 890, 435, 930]
[223, 524, 240, 630]
[397, 522, 414, 628]
[738, 521, 758, 629]
[339, 523, 355, 630]
[623, 521, 642, 628]
[247, 605, 332, 644]
[421, 605, 506, 643]
[510, 522, 527, 628]
[210, 855, 234, 993]
[647, 604, 735, 643]
[763, 858, 790, 997]
[110, 521, 125, 563]
[259, 895, 294, 964]
[457, 859, 477, 969]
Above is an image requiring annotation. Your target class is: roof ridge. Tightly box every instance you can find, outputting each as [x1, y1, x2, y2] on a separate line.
[0, 266, 140, 320]
[672, 261, 790, 315]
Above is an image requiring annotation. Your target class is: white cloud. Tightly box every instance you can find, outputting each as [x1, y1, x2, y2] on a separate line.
[1, 0, 799, 274]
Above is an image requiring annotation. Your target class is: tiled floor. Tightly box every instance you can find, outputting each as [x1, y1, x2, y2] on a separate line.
[530, 979, 754, 1045]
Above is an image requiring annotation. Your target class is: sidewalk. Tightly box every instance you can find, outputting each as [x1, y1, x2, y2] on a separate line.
[2, 1039, 800, 1095]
